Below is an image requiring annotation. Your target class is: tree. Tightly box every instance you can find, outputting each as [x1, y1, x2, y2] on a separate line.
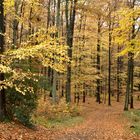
[65, 0, 77, 103]
[108, 3, 112, 106]
[52, 0, 61, 103]
[96, 15, 101, 104]
[0, 0, 6, 120]
[112, 0, 140, 110]
[124, 0, 138, 110]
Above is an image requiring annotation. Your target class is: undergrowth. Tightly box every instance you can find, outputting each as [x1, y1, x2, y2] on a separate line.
[34, 115, 83, 128]
[124, 109, 140, 135]
[33, 98, 83, 128]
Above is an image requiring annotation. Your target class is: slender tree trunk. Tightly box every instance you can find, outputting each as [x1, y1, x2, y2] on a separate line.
[51, 0, 57, 103]
[82, 15, 86, 103]
[130, 57, 134, 108]
[117, 45, 121, 102]
[52, 0, 61, 103]
[28, 9, 32, 35]
[47, 0, 51, 29]
[108, 8, 112, 106]
[124, 53, 131, 111]
[83, 83, 86, 103]
[52, 70, 57, 103]
[49, 69, 53, 97]
[124, 0, 135, 110]
[65, 0, 77, 103]
[0, 0, 6, 120]
[46, 0, 52, 99]
[19, 0, 25, 44]
[130, 16, 135, 109]
[61, 85, 64, 97]
[65, 0, 71, 103]
[96, 15, 101, 104]
[13, 0, 21, 47]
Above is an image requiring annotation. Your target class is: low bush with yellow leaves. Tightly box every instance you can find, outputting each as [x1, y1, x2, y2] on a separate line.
[45, 98, 82, 120]
[36, 97, 82, 120]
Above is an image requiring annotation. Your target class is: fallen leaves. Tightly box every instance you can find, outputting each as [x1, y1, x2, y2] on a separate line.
[0, 99, 140, 140]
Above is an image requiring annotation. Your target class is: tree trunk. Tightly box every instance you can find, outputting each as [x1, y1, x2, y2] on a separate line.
[108, 8, 112, 106]
[0, 0, 6, 120]
[13, 0, 20, 47]
[83, 84, 86, 103]
[52, 0, 61, 103]
[19, 0, 25, 44]
[117, 45, 121, 102]
[130, 55, 134, 108]
[96, 15, 101, 104]
[129, 13, 135, 109]
[124, 53, 131, 111]
[65, 0, 77, 103]
[124, 0, 135, 111]
[47, 0, 51, 29]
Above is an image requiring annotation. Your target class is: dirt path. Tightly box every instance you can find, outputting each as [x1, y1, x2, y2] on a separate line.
[56, 100, 139, 140]
[0, 99, 140, 140]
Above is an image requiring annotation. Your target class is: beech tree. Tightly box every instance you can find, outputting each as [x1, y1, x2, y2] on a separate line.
[65, 0, 77, 103]
[0, 0, 6, 120]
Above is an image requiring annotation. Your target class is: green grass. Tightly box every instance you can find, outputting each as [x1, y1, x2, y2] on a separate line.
[124, 109, 140, 135]
[34, 115, 83, 129]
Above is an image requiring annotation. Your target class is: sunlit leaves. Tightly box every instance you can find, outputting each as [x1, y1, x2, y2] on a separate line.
[113, 7, 140, 57]
[4, 0, 14, 15]
[1, 27, 69, 94]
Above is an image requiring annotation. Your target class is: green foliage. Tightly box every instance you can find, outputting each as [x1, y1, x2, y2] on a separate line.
[124, 110, 140, 135]
[6, 78, 38, 127]
[38, 75, 50, 91]
[34, 115, 83, 128]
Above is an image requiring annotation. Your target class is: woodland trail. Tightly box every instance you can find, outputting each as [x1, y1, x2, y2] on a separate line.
[56, 99, 139, 140]
[0, 99, 140, 140]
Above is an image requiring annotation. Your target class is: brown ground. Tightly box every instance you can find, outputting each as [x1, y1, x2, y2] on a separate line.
[0, 98, 140, 140]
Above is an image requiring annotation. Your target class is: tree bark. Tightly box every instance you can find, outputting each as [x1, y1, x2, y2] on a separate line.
[117, 45, 122, 102]
[65, 0, 77, 103]
[124, 53, 131, 111]
[96, 15, 101, 104]
[124, 0, 136, 111]
[52, 0, 61, 103]
[0, 0, 6, 120]
[108, 6, 112, 106]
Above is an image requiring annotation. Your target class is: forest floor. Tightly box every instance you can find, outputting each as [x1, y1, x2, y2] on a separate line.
[0, 97, 140, 140]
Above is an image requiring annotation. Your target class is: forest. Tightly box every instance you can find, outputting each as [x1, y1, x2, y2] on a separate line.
[0, 0, 140, 139]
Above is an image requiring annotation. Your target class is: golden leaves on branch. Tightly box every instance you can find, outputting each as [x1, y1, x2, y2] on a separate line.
[1, 28, 69, 94]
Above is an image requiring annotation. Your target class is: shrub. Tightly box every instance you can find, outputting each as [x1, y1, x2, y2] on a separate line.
[6, 79, 38, 127]
[45, 98, 82, 120]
